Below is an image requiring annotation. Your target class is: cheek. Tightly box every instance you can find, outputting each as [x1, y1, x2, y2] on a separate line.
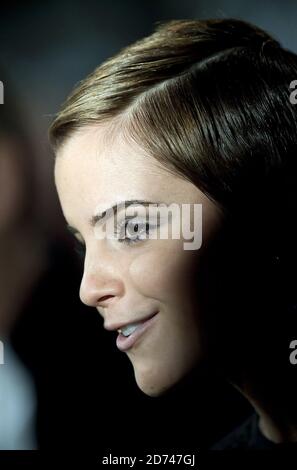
[128, 240, 200, 299]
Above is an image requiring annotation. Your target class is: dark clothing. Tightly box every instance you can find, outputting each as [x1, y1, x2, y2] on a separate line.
[212, 413, 297, 450]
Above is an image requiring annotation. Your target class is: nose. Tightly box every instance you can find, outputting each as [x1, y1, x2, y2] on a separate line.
[79, 250, 124, 308]
[79, 272, 124, 308]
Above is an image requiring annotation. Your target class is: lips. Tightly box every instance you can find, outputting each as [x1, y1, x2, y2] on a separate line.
[115, 311, 159, 352]
[104, 311, 158, 333]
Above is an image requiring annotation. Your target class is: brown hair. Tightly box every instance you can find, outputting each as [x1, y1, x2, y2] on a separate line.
[49, 18, 296, 204]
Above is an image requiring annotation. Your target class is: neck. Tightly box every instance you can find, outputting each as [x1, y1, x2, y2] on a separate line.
[0, 224, 48, 337]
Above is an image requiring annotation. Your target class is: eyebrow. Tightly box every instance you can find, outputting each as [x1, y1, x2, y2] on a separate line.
[67, 199, 163, 235]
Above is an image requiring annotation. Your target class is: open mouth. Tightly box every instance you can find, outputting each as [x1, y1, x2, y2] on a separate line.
[116, 311, 159, 352]
[118, 311, 158, 336]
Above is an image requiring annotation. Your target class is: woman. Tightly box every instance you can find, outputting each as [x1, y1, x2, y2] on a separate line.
[49, 18, 297, 448]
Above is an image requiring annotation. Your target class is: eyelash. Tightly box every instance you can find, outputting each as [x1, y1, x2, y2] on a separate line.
[115, 217, 157, 246]
[72, 217, 157, 259]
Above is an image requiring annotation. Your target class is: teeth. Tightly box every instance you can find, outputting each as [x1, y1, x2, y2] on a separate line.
[119, 323, 141, 337]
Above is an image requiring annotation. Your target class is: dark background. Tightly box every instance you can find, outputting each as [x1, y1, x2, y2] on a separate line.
[0, 0, 296, 457]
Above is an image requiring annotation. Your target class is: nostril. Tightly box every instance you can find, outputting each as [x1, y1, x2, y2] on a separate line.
[99, 294, 114, 303]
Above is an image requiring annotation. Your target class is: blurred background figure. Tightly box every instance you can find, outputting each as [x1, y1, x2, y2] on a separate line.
[0, 68, 47, 449]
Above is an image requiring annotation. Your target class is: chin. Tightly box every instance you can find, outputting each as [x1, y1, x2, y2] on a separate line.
[132, 361, 183, 398]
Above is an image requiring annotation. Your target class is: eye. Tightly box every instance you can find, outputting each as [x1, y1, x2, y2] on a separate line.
[115, 217, 157, 246]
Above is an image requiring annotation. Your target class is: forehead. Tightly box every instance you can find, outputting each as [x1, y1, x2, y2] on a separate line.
[55, 123, 200, 200]
[54, 122, 220, 235]
[55, 123, 169, 195]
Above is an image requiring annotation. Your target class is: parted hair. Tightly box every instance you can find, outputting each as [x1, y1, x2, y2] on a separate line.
[49, 18, 296, 207]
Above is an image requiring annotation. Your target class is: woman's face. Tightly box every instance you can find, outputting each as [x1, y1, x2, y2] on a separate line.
[54, 122, 224, 397]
